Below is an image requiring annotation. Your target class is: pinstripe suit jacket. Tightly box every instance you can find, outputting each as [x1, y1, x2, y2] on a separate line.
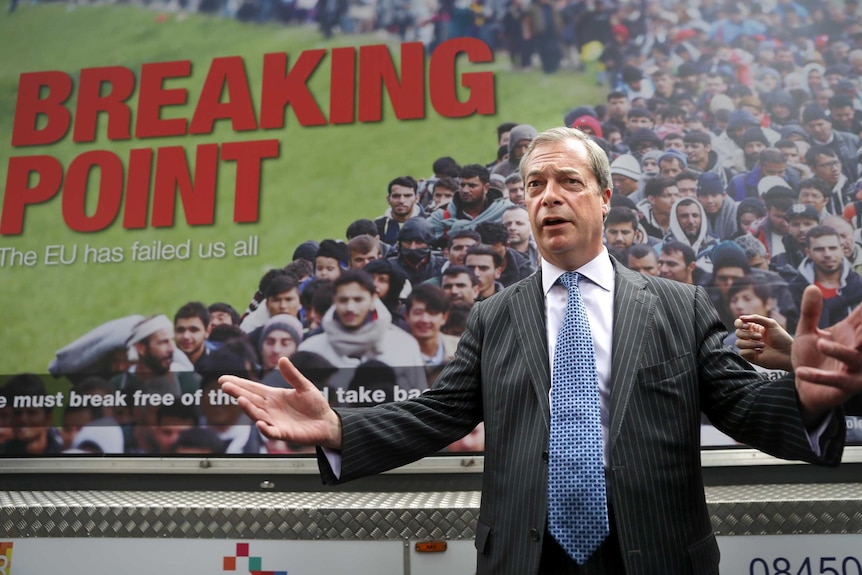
[322, 258, 846, 575]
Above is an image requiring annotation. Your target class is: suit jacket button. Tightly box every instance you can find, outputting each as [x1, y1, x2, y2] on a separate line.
[541, 450, 549, 463]
[530, 528, 540, 541]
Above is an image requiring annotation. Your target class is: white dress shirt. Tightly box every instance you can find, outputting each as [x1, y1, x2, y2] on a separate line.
[542, 248, 615, 465]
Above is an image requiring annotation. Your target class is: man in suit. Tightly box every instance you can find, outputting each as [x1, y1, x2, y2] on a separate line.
[221, 127, 862, 575]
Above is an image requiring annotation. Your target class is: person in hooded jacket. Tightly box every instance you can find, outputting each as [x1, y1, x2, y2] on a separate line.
[387, 218, 447, 288]
[491, 124, 539, 179]
[428, 164, 516, 247]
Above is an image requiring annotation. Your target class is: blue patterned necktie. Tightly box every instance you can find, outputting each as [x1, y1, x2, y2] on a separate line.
[548, 271, 609, 564]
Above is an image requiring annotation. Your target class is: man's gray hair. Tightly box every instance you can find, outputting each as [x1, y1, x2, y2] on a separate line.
[518, 127, 612, 193]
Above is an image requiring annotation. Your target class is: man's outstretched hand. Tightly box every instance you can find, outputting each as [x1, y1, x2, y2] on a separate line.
[793, 285, 862, 427]
[220, 357, 343, 450]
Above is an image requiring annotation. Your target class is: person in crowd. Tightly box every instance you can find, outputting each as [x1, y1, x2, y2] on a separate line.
[315, 239, 350, 281]
[440, 266, 480, 308]
[504, 173, 526, 206]
[240, 273, 302, 333]
[662, 197, 716, 262]
[110, 315, 200, 396]
[609, 154, 642, 201]
[638, 175, 679, 239]
[347, 234, 382, 270]
[428, 164, 515, 245]
[174, 301, 210, 371]
[0, 374, 63, 455]
[388, 218, 447, 286]
[375, 176, 424, 245]
[697, 172, 739, 240]
[502, 205, 539, 267]
[465, 244, 505, 301]
[222, 127, 862, 574]
[658, 240, 698, 285]
[625, 243, 660, 276]
[802, 103, 860, 183]
[805, 145, 853, 213]
[728, 147, 800, 201]
[751, 185, 798, 259]
[773, 204, 822, 275]
[208, 303, 240, 333]
[475, 221, 535, 287]
[405, 284, 460, 368]
[258, 314, 305, 380]
[493, 124, 539, 178]
[789, 225, 862, 329]
[603, 206, 640, 258]
[297, 270, 426, 394]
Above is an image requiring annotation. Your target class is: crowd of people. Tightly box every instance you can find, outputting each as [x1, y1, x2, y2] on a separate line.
[6, 0, 862, 455]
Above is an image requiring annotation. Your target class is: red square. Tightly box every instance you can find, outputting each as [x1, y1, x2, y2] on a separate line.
[236, 543, 249, 557]
[223, 557, 237, 571]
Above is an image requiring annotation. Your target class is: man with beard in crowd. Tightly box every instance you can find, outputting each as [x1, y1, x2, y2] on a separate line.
[375, 176, 424, 245]
[110, 315, 200, 396]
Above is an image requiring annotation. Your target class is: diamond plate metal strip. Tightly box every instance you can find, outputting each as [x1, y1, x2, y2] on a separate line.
[0, 490, 482, 540]
[4, 485, 862, 539]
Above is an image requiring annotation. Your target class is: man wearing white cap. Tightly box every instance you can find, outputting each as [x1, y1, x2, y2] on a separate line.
[110, 315, 200, 396]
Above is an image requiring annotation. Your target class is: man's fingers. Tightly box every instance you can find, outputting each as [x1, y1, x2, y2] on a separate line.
[797, 369, 860, 395]
[278, 357, 318, 392]
[817, 340, 862, 369]
[796, 285, 824, 335]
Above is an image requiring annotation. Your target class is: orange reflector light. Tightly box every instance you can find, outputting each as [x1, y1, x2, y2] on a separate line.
[415, 541, 448, 553]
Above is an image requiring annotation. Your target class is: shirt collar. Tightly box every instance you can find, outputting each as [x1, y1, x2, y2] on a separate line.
[541, 247, 615, 296]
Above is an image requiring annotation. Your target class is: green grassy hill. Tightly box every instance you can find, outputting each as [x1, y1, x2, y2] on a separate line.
[0, 1, 607, 373]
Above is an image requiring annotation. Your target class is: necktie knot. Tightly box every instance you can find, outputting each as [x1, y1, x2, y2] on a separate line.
[559, 271, 580, 290]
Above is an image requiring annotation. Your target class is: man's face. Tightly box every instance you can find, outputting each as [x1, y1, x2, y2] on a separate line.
[466, 254, 500, 295]
[605, 222, 636, 251]
[502, 209, 532, 246]
[706, 76, 727, 94]
[738, 211, 760, 235]
[628, 251, 660, 275]
[511, 138, 531, 161]
[448, 237, 478, 265]
[831, 105, 855, 130]
[175, 317, 206, 358]
[138, 328, 175, 375]
[676, 201, 702, 240]
[608, 96, 630, 119]
[799, 187, 827, 214]
[407, 300, 447, 340]
[400, 239, 429, 252]
[664, 136, 684, 152]
[658, 249, 693, 283]
[806, 118, 833, 142]
[350, 246, 380, 270]
[371, 273, 390, 299]
[261, 329, 297, 371]
[654, 73, 673, 94]
[807, 235, 844, 275]
[714, 266, 746, 297]
[659, 158, 682, 178]
[698, 192, 725, 215]
[315, 256, 342, 281]
[523, 139, 611, 270]
[442, 272, 479, 305]
[627, 115, 654, 131]
[209, 311, 234, 330]
[334, 282, 376, 329]
[777, 145, 800, 164]
[789, 216, 819, 244]
[432, 185, 455, 208]
[760, 161, 787, 178]
[266, 288, 301, 317]
[767, 206, 791, 235]
[649, 184, 679, 217]
[744, 140, 766, 161]
[459, 176, 488, 208]
[677, 178, 697, 198]
[729, 287, 769, 318]
[387, 184, 417, 219]
[13, 405, 51, 444]
[830, 220, 856, 257]
[153, 415, 193, 453]
[641, 157, 659, 176]
[813, 154, 842, 185]
[612, 174, 639, 196]
[507, 180, 526, 205]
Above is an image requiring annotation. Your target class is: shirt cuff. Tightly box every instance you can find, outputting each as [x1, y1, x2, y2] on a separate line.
[806, 414, 833, 458]
[322, 446, 342, 479]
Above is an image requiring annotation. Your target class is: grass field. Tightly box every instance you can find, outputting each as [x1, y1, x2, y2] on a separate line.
[0, 0, 607, 374]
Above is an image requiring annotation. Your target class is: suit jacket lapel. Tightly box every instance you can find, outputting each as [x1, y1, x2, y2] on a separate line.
[509, 272, 552, 428]
[609, 261, 654, 449]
